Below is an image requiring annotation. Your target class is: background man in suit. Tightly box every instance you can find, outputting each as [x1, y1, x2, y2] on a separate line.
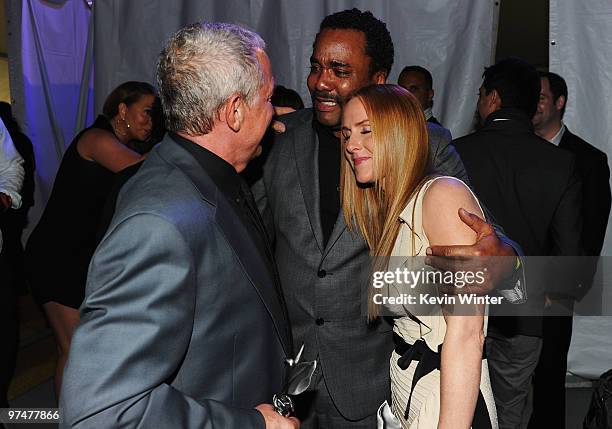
[60, 22, 297, 429]
[529, 71, 611, 429]
[398, 65, 447, 129]
[252, 9, 524, 427]
[453, 58, 583, 429]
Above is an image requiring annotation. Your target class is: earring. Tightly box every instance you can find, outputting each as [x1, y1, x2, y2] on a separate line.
[112, 117, 128, 137]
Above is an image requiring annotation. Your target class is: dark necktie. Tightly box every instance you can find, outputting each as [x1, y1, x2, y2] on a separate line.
[238, 180, 293, 351]
[238, 180, 273, 257]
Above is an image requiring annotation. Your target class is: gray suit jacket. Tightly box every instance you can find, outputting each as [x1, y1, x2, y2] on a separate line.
[60, 135, 291, 428]
[252, 109, 474, 420]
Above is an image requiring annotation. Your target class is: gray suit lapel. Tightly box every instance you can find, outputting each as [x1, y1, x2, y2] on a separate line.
[158, 139, 292, 355]
[293, 122, 325, 254]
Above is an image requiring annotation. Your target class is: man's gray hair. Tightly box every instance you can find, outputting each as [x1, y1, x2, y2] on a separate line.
[156, 22, 266, 135]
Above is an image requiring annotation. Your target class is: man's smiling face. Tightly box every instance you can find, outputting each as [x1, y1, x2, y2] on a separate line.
[307, 28, 379, 129]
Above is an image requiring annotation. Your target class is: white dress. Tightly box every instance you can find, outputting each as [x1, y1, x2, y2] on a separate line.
[380, 176, 498, 429]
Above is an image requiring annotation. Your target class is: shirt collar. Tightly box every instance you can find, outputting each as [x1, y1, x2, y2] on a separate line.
[548, 123, 566, 146]
[312, 118, 339, 142]
[169, 131, 242, 201]
[423, 107, 433, 121]
[483, 108, 534, 132]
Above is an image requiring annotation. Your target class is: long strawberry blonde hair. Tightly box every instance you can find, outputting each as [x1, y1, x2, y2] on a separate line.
[340, 84, 431, 318]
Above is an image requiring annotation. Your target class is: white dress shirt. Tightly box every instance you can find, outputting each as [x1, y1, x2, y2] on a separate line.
[548, 123, 566, 146]
[0, 117, 25, 250]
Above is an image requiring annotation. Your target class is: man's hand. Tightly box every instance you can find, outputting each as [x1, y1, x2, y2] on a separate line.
[425, 208, 517, 296]
[0, 192, 12, 212]
[272, 120, 286, 134]
[256, 404, 300, 428]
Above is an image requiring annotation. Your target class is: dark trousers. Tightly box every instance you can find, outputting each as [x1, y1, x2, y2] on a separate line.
[529, 301, 574, 429]
[0, 250, 19, 408]
[486, 331, 542, 429]
[295, 366, 378, 428]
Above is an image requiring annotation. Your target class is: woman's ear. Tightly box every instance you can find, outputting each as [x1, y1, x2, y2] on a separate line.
[118, 102, 128, 120]
[224, 93, 243, 132]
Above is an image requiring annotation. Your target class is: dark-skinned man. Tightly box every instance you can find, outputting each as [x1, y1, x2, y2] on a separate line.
[398, 64, 447, 130]
[252, 9, 524, 427]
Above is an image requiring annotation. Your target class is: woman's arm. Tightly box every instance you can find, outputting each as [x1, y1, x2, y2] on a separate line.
[77, 129, 143, 173]
[422, 178, 485, 429]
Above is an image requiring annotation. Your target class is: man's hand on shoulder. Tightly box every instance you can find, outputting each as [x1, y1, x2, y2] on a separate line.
[425, 208, 517, 295]
[256, 404, 300, 428]
[0, 192, 12, 211]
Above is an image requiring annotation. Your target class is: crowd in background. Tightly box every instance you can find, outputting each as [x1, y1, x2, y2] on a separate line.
[0, 8, 610, 429]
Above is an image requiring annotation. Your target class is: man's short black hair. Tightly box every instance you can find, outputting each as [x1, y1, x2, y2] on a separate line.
[271, 85, 304, 111]
[539, 71, 568, 119]
[318, 8, 394, 79]
[482, 57, 540, 119]
[398, 65, 433, 90]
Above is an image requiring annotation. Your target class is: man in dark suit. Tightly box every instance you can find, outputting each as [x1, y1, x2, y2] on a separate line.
[60, 22, 297, 429]
[398, 65, 447, 130]
[453, 58, 583, 429]
[529, 71, 611, 429]
[252, 9, 525, 427]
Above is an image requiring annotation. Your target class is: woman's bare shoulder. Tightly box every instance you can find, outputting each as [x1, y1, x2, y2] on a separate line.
[422, 177, 482, 246]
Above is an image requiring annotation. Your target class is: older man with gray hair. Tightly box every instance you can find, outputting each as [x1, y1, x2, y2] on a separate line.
[60, 22, 298, 429]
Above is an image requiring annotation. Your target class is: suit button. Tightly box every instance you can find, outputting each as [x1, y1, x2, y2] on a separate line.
[315, 318, 324, 326]
[318, 269, 327, 278]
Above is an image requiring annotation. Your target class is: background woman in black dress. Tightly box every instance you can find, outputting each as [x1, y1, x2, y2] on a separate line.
[26, 81, 156, 398]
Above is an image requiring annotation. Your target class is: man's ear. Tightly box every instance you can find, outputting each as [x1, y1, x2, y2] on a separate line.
[372, 70, 386, 85]
[491, 89, 502, 110]
[428, 89, 435, 105]
[224, 93, 243, 132]
[555, 95, 566, 113]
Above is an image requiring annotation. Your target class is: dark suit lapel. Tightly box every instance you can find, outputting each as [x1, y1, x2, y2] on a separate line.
[559, 128, 574, 151]
[214, 197, 292, 355]
[323, 212, 348, 259]
[158, 140, 292, 355]
[293, 123, 325, 254]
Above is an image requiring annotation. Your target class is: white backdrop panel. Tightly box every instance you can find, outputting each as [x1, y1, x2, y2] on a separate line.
[550, 0, 612, 378]
[94, 0, 499, 139]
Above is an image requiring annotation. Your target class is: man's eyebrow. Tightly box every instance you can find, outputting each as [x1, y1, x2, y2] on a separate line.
[330, 60, 350, 68]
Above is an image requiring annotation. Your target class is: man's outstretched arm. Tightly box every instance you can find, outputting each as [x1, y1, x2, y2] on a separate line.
[0, 118, 24, 210]
[426, 208, 526, 302]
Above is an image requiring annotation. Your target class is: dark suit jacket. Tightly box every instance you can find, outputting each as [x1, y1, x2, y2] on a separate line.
[454, 108, 583, 336]
[60, 135, 291, 428]
[559, 128, 611, 257]
[251, 108, 524, 419]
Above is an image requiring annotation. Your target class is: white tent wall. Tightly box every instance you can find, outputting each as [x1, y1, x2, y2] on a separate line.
[550, 0, 612, 379]
[93, 0, 499, 140]
[7, 0, 94, 235]
[10, 0, 501, 235]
